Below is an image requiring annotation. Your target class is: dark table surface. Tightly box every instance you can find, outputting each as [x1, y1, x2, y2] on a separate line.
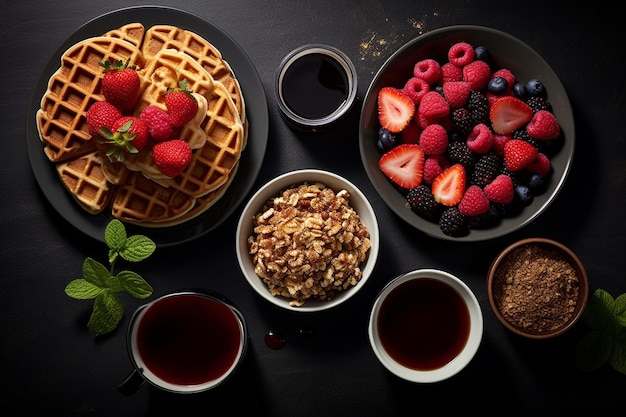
[2, 1, 625, 415]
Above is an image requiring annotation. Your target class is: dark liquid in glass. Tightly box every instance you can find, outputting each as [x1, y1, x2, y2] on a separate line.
[282, 53, 349, 119]
[136, 294, 241, 385]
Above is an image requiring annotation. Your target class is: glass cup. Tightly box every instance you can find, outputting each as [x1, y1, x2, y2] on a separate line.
[368, 269, 483, 383]
[119, 289, 248, 395]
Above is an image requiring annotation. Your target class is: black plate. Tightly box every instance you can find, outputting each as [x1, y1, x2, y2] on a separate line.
[25, 6, 269, 247]
[359, 25, 574, 242]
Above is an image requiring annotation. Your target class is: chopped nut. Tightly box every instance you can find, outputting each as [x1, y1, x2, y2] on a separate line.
[248, 182, 371, 307]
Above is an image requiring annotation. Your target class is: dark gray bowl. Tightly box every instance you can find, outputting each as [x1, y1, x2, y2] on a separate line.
[359, 25, 574, 241]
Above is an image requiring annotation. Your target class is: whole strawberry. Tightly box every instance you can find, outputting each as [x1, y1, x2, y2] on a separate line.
[99, 59, 140, 112]
[86, 101, 123, 137]
[164, 79, 199, 127]
[152, 139, 192, 177]
[99, 116, 149, 162]
[140, 105, 173, 142]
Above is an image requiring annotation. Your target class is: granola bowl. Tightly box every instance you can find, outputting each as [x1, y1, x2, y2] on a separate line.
[236, 169, 379, 312]
[486, 237, 589, 339]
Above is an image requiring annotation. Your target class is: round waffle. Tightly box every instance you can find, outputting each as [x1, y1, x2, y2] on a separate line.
[36, 23, 247, 226]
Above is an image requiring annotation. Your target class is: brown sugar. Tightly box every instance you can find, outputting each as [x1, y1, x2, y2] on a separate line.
[492, 244, 580, 333]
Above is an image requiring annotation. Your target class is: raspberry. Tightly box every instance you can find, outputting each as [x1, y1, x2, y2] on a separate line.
[417, 91, 449, 119]
[526, 110, 560, 140]
[527, 152, 552, 176]
[492, 134, 511, 157]
[463, 60, 491, 90]
[413, 59, 442, 85]
[466, 123, 494, 154]
[484, 174, 515, 204]
[140, 105, 173, 142]
[491, 68, 515, 87]
[422, 155, 446, 184]
[448, 42, 475, 67]
[458, 185, 490, 216]
[400, 120, 421, 144]
[441, 62, 463, 83]
[442, 81, 471, 108]
[402, 77, 430, 104]
[419, 123, 448, 155]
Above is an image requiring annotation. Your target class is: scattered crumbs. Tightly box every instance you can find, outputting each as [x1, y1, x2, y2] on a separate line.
[358, 14, 435, 71]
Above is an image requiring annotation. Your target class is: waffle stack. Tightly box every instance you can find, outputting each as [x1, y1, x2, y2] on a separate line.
[36, 23, 247, 226]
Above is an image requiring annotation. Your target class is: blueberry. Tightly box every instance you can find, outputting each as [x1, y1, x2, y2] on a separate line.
[512, 82, 527, 98]
[377, 128, 396, 152]
[526, 78, 546, 97]
[474, 45, 490, 62]
[487, 77, 508, 94]
[527, 174, 546, 194]
[514, 185, 534, 206]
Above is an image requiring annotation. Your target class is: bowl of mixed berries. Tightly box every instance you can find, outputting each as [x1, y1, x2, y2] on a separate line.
[359, 25, 574, 241]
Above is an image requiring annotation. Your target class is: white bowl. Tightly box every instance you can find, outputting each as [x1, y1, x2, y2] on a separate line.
[368, 269, 483, 383]
[236, 169, 379, 312]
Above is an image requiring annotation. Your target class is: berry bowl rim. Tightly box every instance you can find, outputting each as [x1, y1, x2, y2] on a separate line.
[235, 169, 380, 312]
[358, 24, 575, 241]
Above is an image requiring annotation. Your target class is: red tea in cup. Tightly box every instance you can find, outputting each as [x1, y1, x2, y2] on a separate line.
[123, 291, 247, 394]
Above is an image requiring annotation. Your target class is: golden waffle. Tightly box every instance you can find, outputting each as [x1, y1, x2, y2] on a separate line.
[103, 23, 145, 49]
[111, 171, 195, 224]
[37, 36, 145, 162]
[141, 25, 246, 122]
[56, 150, 116, 214]
[39, 24, 248, 226]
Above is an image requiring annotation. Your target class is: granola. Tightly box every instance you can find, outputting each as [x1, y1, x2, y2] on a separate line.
[247, 182, 371, 307]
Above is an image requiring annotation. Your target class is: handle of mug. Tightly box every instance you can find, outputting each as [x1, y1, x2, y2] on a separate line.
[118, 368, 146, 396]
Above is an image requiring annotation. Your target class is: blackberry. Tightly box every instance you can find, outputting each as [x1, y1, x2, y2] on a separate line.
[439, 207, 468, 237]
[513, 128, 543, 151]
[526, 96, 552, 113]
[447, 141, 475, 171]
[406, 185, 440, 220]
[466, 205, 502, 229]
[470, 152, 500, 187]
[451, 107, 473, 136]
[467, 90, 490, 125]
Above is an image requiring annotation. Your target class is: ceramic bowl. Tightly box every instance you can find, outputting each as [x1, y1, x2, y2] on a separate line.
[487, 237, 589, 339]
[236, 169, 379, 312]
[359, 25, 574, 241]
[368, 268, 483, 383]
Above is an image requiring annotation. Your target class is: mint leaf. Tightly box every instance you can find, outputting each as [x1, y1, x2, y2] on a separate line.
[120, 235, 156, 262]
[118, 270, 153, 299]
[65, 279, 105, 299]
[105, 219, 127, 264]
[66, 219, 156, 336]
[575, 329, 613, 371]
[614, 293, 626, 327]
[82, 257, 111, 287]
[87, 291, 124, 336]
[609, 337, 626, 375]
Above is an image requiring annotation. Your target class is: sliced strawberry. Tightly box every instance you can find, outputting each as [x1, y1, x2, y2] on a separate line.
[489, 96, 533, 135]
[377, 87, 415, 133]
[431, 163, 466, 206]
[379, 144, 425, 189]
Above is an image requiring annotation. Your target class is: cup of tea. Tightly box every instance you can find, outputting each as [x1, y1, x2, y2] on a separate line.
[368, 269, 483, 383]
[119, 290, 248, 395]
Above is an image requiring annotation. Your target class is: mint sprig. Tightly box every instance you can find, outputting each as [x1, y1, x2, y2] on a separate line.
[65, 219, 156, 336]
[576, 288, 626, 375]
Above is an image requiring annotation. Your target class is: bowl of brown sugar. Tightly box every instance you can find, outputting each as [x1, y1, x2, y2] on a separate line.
[487, 238, 589, 338]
